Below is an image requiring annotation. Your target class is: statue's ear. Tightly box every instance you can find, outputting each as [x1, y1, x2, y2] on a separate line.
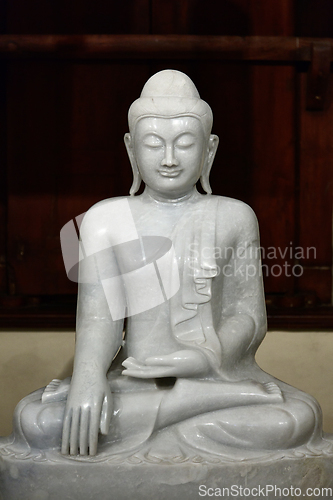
[200, 134, 219, 195]
[124, 133, 142, 196]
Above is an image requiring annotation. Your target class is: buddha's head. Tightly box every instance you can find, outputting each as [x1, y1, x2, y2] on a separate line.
[125, 70, 219, 198]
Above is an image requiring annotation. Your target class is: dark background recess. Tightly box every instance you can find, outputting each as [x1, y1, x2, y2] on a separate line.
[0, 0, 333, 328]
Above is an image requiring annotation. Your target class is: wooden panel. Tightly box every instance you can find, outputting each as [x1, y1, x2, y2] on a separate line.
[296, 0, 333, 37]
[297, 72, 333, 303]
[152, 0, 251, 35]
[249, 65, 296, 293]
[6, 0, 150, 34]
[298, 268, 332, 304]
[296, 0, 333, 310]
[247, 0, 296, 294]
[0, 0, 7, 295]
[0, 0, 6, 34]
[249, 0, 294, 36]
[1, 35, 333, 62]
[6, 61, 68, 295]
[0, 62, 6, 294]
[152, 0, 294, 37]
[6, 61, 150, 295]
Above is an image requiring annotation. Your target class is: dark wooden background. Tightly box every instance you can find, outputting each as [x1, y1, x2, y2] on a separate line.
[0, 0, 333, 328]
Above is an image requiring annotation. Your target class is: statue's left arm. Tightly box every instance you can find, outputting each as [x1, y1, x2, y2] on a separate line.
[216, 201, 267, 375]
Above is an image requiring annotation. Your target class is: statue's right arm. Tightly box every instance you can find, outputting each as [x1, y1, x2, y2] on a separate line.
[61, 206, 124, 456]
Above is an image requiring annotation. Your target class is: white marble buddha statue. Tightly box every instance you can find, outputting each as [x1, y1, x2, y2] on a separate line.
[1, 69, 328, 462]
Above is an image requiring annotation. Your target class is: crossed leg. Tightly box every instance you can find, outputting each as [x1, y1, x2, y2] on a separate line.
[10, 376, 319, 455]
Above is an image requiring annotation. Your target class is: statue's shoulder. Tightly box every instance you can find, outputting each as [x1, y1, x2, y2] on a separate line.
[213, 195, 259, 237]
[214, 195, 257, 221]
[80, 196, 130, 234]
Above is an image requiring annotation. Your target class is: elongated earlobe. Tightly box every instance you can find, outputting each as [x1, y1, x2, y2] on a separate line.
[200, 134, 219, 195]
[200, 173, 212, 195]
[124, 133, 142, 196]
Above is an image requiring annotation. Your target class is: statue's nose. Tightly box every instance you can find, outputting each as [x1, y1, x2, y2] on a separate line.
[161, 144, 179, 167]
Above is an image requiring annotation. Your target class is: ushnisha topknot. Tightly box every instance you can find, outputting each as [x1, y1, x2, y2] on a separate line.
[128, 69, 213, 137]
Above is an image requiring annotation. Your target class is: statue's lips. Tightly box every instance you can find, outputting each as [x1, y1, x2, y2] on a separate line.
[158, 169, 183, 177]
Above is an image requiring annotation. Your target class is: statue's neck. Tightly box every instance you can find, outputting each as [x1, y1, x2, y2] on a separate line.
[143, 186, 200, 205]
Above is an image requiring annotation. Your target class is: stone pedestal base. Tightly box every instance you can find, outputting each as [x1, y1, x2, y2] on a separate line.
[1, 452, 333, 500]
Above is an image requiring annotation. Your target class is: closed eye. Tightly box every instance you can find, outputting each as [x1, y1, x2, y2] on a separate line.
[176, 142, 195, 149]
[143, 134, 164, 148]
[175, 133, 196, 149]
[145, 142, 164, 149]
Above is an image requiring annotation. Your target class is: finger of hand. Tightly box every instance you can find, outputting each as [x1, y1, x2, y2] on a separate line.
[122, 368, 151, 378]
[69, 408, 81, 455]
[100, 395, 112, 435]
[123, 367, 172, 378]
[79, 407, 90, 456]
[61, 408, 72, 455]
[122, 358, 144, 369]
[88, 403, 101, 456]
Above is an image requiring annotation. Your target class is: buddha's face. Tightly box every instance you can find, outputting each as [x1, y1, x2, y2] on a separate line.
[132, 116, 207, 198]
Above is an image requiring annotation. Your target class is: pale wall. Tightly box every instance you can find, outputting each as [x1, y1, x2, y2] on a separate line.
[256, 330, 333, 433]
[0, 329, 333, 437]
[0, 330, 75, 437]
